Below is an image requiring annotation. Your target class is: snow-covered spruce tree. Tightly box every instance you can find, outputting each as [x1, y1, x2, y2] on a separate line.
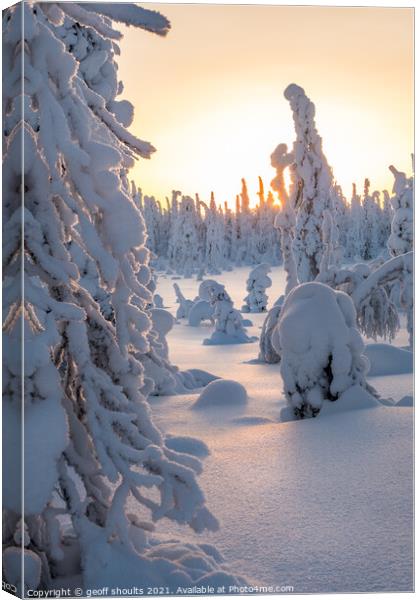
[251, 177, 278, 264]
[223, 200, 236, 265]
[237, 178, 253, 264]
[271, 143, 298, 296]
[3, 3, 244, 591]
[388, 165, 413, 257]
[380, 189, 393, 252]
[284, 84, 334, 282]
[346, 183, 363, 260]
[204, 192, 224, 274]
[142, 195, 161, 256]
[204, 283, 256, 345]
[275, 283, 378, 420]
[242, 264, 272, 313]
[166, 189, 181, 273]
[169, 195, 200, 277]
[361, 179, 381, 260]
[329, 184, 344, 268]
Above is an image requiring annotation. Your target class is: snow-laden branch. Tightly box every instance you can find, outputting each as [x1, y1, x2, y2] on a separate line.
[352, 252, 413, 309]
[81, 3, 171, 36]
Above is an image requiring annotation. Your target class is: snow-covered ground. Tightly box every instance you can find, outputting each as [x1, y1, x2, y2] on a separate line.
[149, 266, 413, 593]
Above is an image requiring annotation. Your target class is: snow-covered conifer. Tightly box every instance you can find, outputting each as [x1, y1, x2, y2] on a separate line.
[361, 179, 381, 260]
[388, 165, 413, 257]
[346, 183, 363, 260]
[204, 283, 256, 345]
[3, 3, 242, 589]
[284, 84, 334, 282]
[271, 143, 298, 296]
[237, 179, 253, 264]
[205, 192, 224, 274]
[242, 264, 272, 313]
[169, 196, 200, 277]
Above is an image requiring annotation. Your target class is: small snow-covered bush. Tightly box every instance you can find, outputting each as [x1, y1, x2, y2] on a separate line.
[242, 263, 272, 313]
[174, 282, 194, 319]
[275, 282, 376, 419]
[203, 283, 256, 345]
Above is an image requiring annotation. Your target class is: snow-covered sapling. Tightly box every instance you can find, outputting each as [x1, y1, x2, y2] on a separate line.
[242, 264, 272, 313]
[173, 282, 194, 319]
[204, 283, 256, 345]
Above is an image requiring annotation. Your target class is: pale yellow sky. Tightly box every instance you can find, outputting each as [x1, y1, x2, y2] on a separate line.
[118, 4, 413, 207]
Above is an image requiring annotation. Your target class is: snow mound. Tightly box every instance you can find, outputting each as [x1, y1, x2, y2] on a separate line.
[321, 384, 380, 415]
[231, 416, 275, 426]
[81, 523, 247, 590]
[365, 343, 413, 376]
[192, 380, 247, 410]
[166, 435, 210, 458]
[280, 384, 379, 422]
[3, 547, 41, 596]
[203, 331, 256, 346]
[188, 300, 214, 327]
[396, 395, 413, 407]
[241, 317, 253, 327]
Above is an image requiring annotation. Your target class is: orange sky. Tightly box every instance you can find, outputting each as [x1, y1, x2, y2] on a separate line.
[118, 3, 413, 208]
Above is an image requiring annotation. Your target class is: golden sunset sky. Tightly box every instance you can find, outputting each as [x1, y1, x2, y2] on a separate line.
[118, 3, 413, 208]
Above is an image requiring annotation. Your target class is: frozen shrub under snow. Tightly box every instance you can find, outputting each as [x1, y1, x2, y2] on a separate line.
[275, 282, 378, 419]
[242, 263, 272, 313]
[203, 283, 256, 345]
[173, 282, 194, 319]
[192, 380, 248, 410]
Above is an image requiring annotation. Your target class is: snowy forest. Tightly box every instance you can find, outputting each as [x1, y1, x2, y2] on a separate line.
[2, 1, 413, 597]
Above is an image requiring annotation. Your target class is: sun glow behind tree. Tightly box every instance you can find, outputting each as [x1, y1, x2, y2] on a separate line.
[118, 4, 413, 208]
